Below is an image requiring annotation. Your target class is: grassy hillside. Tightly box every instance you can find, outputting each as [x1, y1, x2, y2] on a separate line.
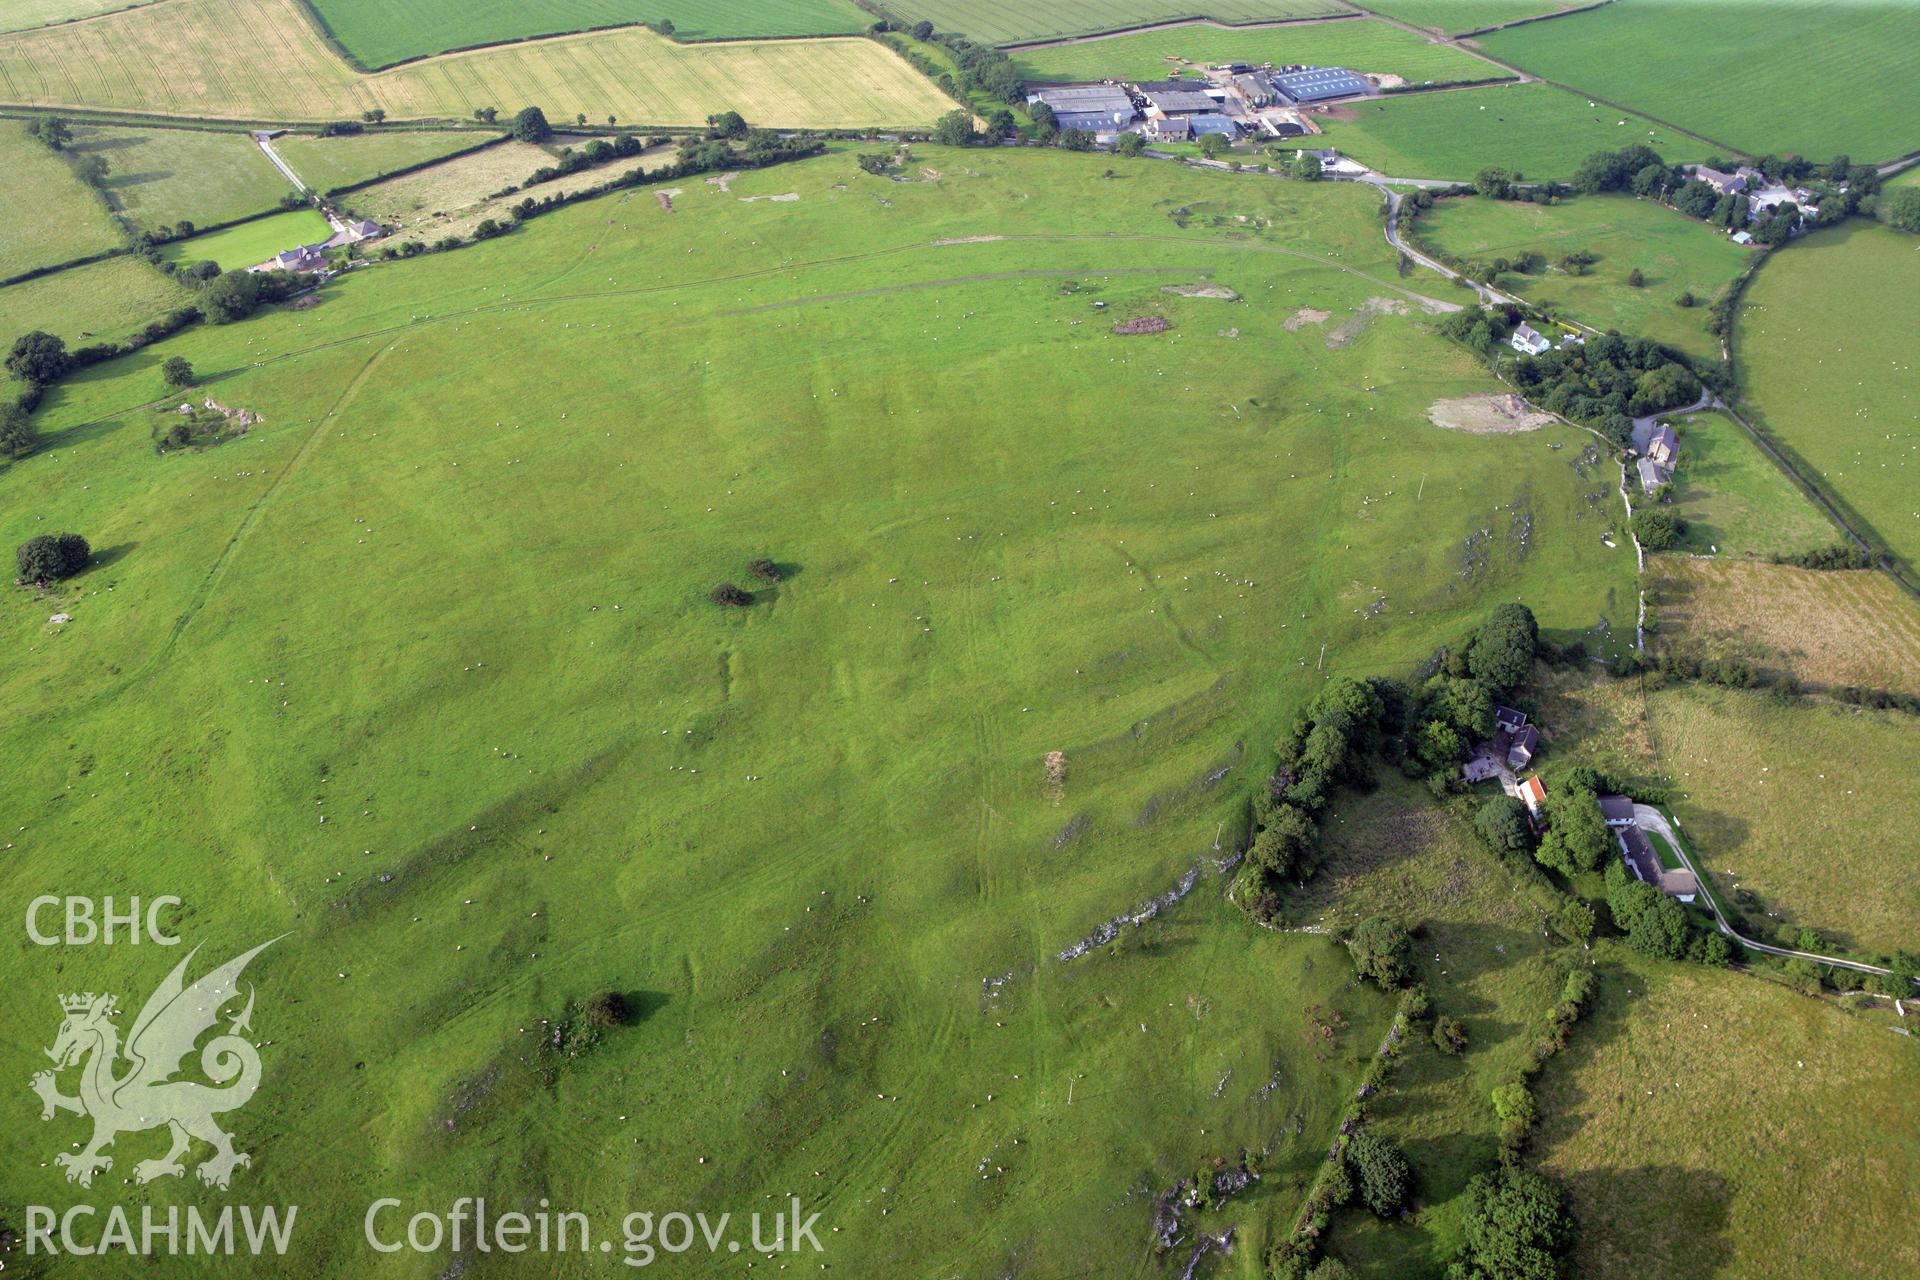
[267, 128, 497, 194]
[1737, 221, 1920, 578]
[0, 145, 1644, 1276]
[0, 123, 122, 277]
[873, 0, 1350, 45]
[1657, 410, 1836, 558]
[1481, 0, 1920, 161]
[1293, 81, 1705, 180]
[68, 124, 294, 232]
[1356, 0, 1579, 35]
[0, 255, 193, 345]
[158, 207, 334, 271]
[1534, 952, 1920, 1280]
[0, 0, 955, 127]
[1414, 194, 1750, 362]
[1012, 16, 1502, 84]
[308, 0, 870, 69]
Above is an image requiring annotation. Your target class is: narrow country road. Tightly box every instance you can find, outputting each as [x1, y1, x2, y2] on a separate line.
[254, 133, 308, 193]
[1634, 805, 1915, 985]
[1359, 176, 1515, 307]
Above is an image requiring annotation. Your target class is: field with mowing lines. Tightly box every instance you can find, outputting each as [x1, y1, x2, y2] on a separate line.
[0, 123, 123, 278]
[1356, 0, 1581, 35]
[0, 0, 155, 33]
[0, 145, 1646, 1276]
[0, 255, 193, 347]
[159, 206, 334, 271]
[1535, 953, 1920, 1280]
[1293, 81, 1705, 180]
[270, 128, 502, 193]
[1012, 15, 1502, 86]
[873, 0, 1351, 46]
[1737, 221, 1920, 578]
[1648, 558, 1920, 696]
[0, 0, 955, 127]
[1481, 0, 1920, 161]
[1657, 410, 1835, 559]
[69, 124, 293, 232]
[1415, 193, 1750, 361]
[308, 0, 870, 69]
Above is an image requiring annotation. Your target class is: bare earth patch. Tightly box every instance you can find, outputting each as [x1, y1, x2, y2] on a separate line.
[1163, 283, 1240, 300]
[1113, 315, 1173, 335]
[1325, 295, 1407, 349]
[739, 192, 800, 203]
[706, 172, 736, 192]
[1284, 307, 1331, 332]
[1427, 393, 1555, 434]
[933, 234, 1004, 246]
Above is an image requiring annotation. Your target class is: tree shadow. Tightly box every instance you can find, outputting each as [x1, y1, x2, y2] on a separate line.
[66, 133, 148, 155]
[101, 169, 175, 192]
[85, 542, 136, 572]
[1557, 1165, 1734, 1276]
[621, 989, 670, 1023]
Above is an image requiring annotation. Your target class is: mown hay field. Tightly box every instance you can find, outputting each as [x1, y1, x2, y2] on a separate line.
[872, 0, 1350, 45]
[308, 0, 870, 69]
[158, 206, 333, 270]
[1355, 0, 1581, 35]
[1737, 221, 1920, 578]
[69, 123, 293, 231]
[0, 146, 1640, 1275]
[1649, 558, 1920, 696]
[1535, 953, 1920, 1280]
[0, 122, 122, 277]
[1414, 194, 1750, 363]
[270, 128, 498, 194]
[1011, 15, 1502, 85]
[1658, 410, 1835, 558]
[0, 254, 193, 346]
[0, 0, 956, 127]
[1481, 0, 1920, 161]
[1292, 81, 1705, 181]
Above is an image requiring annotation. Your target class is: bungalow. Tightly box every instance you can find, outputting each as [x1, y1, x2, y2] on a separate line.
[262, 244, 326, 273]
[1517, 774, 1547, 820]
[1509, 322, 1551, 356]
[1598, 795, 1636, 827]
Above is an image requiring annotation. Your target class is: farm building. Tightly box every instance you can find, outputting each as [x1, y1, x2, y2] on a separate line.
[1145, 117, 1193, 143]
[1509, 322, 1552, 356]
[1599, 795, 1637, 827]
[1188, 114, 1242, 138]
[1270, 66, 1370, 103]
[1646, 423, 1678, 467]
[1693, 164, 1753, 196]
[1141, 85, 1219, 116]
[1517, 774, 1547, 820]
[1234, 72, 1281, 107]
[1610, 806, 1700, 903]
[1636, 456, 1667, 494]
[1032, 84, 1136, 132]
[260, 244, 326, 273]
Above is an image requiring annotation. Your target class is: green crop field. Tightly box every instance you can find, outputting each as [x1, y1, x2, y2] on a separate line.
[1481, 0, 1920, 162]
[0, 144, 1651, 1276]
[1012, 15, 1504, 85]
[307, 0, 871, 69]
[0, 123, 123, 279]
[158, 206, 335, 271]
[1294, 81, 1705, 180]
[0, 0, 955, 127]
[1414, 193, 1751, 361]
[1737, 221, 1920, 578]
[0, 255, 193, 347]
[873, 0, 1351, 46]
[1356, 0, 1581, 35]
[270, 128, 501, 193]
[1535, 952, 1920, 1280]
[67, 124, 294, 233]
[1658, 411, 1836, 558]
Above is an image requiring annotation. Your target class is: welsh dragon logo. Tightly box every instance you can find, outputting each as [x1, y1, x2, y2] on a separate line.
[30, 938, 279, 1190]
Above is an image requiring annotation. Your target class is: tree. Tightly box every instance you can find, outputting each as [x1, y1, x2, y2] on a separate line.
[1346, 1132, 1410, 1218]
[26, 116, 72, 150]
[747, 558, 781, 583]
[932, 110, 977, 147]
[1555, 899, 1596, 946]
[1306, 1261, 1355, 1280]
[1347, 916, 1411, 989]
[202, 271, 264, 324]
[1476, 796, 1533, 855]
[1474, 167, 1513, 199]
[1626, 267, 1645, 287]
[1292, 151, 1322, 181]
[1059, 127, 1095, 152]
[654, 18, 675, 36]
[582, 988, 631, 1027]
[6, 330, 71, 384]
[1114, 131, 1145, 158]
[16, 532, 89, 582]
[1452, 1166, 1574, 1280]
[1878, 187, 1920, 234]
[474, 106, 498, 123]
[710, 582, 752, 607]
[1432, 1014, 1468, 1054]
[1605, 860, 1661, 934]
[1468, 602, 1538, 695]
[73, 153, 109, 186]
[362, 108, 386, 124]
[1630, 508, 1685, 551]
[1197, 131, 1229, 160]
[1028, 102, 1058, 142]
[512, 106, 553, 143]
[705, 110, 747, 140]
[0, 402, 38, 459]
[1629, 895, 1689, 959]
[161, 356, 196, 389]
[909, 19, 934, 39]
[1675, 289, 1695, 307]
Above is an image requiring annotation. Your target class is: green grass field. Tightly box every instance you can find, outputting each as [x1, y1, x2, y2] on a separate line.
[1481, 0, 1920, 161]
[269, 128, 501, 193]
[1535, 951, 1920, 1280]
[1414, 193, 1751, 361]
[1889, 165, 1920, 189]
[1737, 221, 1920, 578]
[1660, 410, 1835, 559]
[1295, 81, 1706, 180]
[0, 254, 193, 347]
[307, 0, 871, 69]
[0, 144, 1647, 1276]
[67, 124, 294, 233]
[1012, 15, 1504, 85]
[159, 207, 335, 271]
[0, 123, 122, 278]
[0, 0, 154, 32]
[1355, 0, 1580, 35]
[874, 0, 1350, 45]
[0, 0, 955, 127]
